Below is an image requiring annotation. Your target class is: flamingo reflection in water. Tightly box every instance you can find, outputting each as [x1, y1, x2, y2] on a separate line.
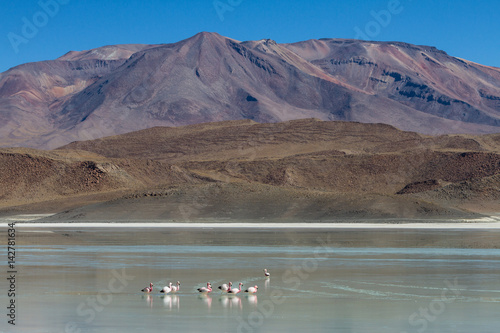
[196, 282, 213, 309]
[142, 293, 153, 309]
[246, 294, 258, 307]
[220, 294, 242, 310]
[198, 294, 212, 310]
[162, 294, 180, 311]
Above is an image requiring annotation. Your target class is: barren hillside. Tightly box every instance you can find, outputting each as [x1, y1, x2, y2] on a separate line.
[2, 119, 499, 220]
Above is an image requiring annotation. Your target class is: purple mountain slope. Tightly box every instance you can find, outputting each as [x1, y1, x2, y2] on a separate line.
[1, 32, 499, 149]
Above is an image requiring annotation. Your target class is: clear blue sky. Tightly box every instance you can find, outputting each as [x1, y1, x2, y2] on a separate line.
[1, 0, 499, 73]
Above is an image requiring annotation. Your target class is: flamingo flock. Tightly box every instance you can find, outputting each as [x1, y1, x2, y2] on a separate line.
[159, 281, 181, 294]
[227, 282, 243, 295]
[141, 269, 270, 295]
[218, 281, 232, 292]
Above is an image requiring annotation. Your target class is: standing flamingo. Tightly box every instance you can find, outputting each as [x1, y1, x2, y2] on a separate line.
[245, 285, 259, 294]
[197, 282, 212, 293]
[171, 281, 181, 293]
[160, 282, 173, 294]
[264, 269, 270, 277]
[227, 282, 243, 295]
[218, 281, 232, 293]
[141, 283, 153, 293]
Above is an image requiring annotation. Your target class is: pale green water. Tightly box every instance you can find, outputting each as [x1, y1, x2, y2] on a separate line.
[1, 225, 500, 332]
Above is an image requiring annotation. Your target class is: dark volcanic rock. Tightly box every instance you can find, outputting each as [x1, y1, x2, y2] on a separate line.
[397, 179, 442, 194]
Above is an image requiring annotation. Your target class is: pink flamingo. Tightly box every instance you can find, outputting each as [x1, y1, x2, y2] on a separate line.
[197, 282, 212, 293]
[160, 282, 172, 294]
[171, 281, 181, 293]
[245, 285, 258, 294]
[264, 269, 270, 277]
[228, 282, 243, 295]
[141, 282, 153, 293]
[218, 281, 232, 293]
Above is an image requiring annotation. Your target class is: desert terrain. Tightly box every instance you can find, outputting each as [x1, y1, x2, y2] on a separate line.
[1, 119, 499, 221]
[1, 33, 499, 222]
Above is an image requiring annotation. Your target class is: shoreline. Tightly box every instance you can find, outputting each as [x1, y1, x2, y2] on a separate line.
[4, 215, 500, 249]
[5, 222, 500, 230]
[2, 214, 500, 229]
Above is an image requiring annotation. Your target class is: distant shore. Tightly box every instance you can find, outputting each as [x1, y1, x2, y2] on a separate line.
[9, 222, 500, 229]
[4, 214, 500, 249]
[2, 213, 500, 229]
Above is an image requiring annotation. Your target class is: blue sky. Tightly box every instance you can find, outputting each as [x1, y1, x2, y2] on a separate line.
[1, 0, 499, 73]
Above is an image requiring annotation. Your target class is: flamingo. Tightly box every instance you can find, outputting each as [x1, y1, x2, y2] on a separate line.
[197, 282, 212, 293]
[141, 283, 153, 293]
[227, 282, 243, 295]
[160, 282, 173, 294]
[264, 269, 270, 277]
[171, 281, 181, 293]
[218, 281, 232, 293]
[245, 285, 258, 294]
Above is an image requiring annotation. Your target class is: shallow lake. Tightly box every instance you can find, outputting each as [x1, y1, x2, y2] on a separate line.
[2, 223, 500, 333]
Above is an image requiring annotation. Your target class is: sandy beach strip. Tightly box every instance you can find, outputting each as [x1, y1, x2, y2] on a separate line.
[6, 222, 500, 229]
[2, 214, 500, 229]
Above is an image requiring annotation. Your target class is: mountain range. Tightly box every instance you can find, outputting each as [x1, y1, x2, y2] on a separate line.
[1, 32, 500, 149]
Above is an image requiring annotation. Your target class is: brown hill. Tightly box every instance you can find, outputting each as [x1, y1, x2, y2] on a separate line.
[0, 147, 205, 213]
[2, 119, 499, 220]
[1, 33, 500, 149]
